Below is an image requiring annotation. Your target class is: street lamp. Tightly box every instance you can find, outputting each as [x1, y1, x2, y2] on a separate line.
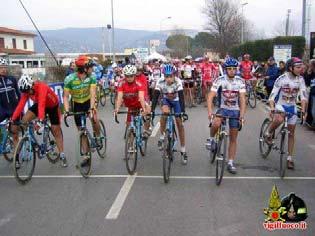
[241, 2, 248, 44]
[111, 0, 115, 62]
[160, 16, 172, 48]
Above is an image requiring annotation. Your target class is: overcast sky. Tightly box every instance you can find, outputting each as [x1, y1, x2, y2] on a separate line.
[1, 0, 314, 36]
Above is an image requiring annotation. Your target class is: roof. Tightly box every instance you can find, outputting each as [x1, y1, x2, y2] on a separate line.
[0, 48, 34, 55]
[0, 27, 36, 37]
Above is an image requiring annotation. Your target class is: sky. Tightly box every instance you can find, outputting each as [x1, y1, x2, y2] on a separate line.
[1, 0, 314, 37]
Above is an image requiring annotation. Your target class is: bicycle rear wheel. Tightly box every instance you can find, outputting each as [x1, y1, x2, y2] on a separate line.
[259, 118, 272, 158]
[13, 136, 36, 185]
[96, 120, 107, 158]
[3, 125, 24, 162]
[215, 133, 227, 186]
[163, 130, 172, 183]
[46, 129, 59, 164]
[279, 128, 288, 178]
[79, 132, 92, 178]
[110, 91, 116, 107]
[248, 90, 257, 108]
[125, 129, 137, 175]
[100, 89, 106, 107]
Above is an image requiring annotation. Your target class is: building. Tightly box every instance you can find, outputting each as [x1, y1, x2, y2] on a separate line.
[0, 27, 36, 55]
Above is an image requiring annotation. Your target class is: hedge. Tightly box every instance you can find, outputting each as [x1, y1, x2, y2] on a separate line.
[230, 36, 306, 61]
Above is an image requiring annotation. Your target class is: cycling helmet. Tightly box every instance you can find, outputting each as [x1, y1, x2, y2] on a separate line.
[75, 55, 96, 68]
[0, 57, 8, 66]
[123, 65, 137, 76]
[286, 57, 303, 71]
[223, 57, 238, 68]
[18, 74, 34, 92]
[185, 55, 192, 60]
[163, 64, 175, 76]
[112, 63, 118, 68]
[243, 53, 250, 59]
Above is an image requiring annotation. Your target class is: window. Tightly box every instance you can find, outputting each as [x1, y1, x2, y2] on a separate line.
[0, 38, 4, 48]
[23, 40, 27, 49]
[12, 38, 16, 49]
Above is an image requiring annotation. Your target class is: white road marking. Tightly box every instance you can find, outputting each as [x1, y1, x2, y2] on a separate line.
[105, 173, 137, 220]
[1, 175, 315, 180]
[151, 121, 160, 137]
[309, 144, 315, 151]
[0, 214, 15, 227]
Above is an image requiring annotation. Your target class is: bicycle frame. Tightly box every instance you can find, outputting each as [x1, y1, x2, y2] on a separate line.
[129, 114, 144, 149]
[166, 115, 178, 151]
[78, 113, 98, 149]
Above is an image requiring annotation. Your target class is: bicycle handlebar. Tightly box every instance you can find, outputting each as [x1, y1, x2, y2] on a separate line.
[64, 111, 90, 127]
[209, 114, 243, 131]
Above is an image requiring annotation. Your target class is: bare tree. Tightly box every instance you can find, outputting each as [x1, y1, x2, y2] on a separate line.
[273, 19, 300, 37]
[202, 0, 242, 55]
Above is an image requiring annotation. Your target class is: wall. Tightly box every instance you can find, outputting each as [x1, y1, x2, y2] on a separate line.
[0, 33, 34, 51]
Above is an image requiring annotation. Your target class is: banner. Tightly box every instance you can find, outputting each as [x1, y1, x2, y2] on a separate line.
[273, 45, 292, 64]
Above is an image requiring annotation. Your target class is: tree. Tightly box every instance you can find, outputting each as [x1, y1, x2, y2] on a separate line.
[166, 34, 193, 58]
[193, 32, 216, 49]
[273, 19, 300, 37]
[202, 0, 242, 56]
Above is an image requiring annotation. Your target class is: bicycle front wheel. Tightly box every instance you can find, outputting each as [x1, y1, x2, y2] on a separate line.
[259, 118, 272, 158]
[13, 136, 36, 185]
[125, 129, 137, 175]
[248, 90, 257, 108]
[100, 89, 106, 107]
[162, 130, 172, 183]
[79, 132, 92, 178]
[215, 133, 227, 186]
[96, 120, 107, 158]
[279, 128, 288, 178]
[46, 130, 59, 164]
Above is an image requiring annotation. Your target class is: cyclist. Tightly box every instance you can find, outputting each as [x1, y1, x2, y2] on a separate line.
[240, 54, 256, 93]
[0, 58, 20, 146]
[148, 59, 162, 100]
[206, 58, 246, 174]
[135, 63, 150, 102]
[181, 55, 196, 107]
[201, 56, 215, 103]
[265, 57, 308, 170]
[114, 65, 151, 138]
[63, 55, 101, 166]
[11, 75, 67, 167]
[151, 64, 188, 165]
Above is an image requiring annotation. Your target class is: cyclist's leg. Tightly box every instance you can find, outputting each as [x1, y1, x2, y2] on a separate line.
[288, 124, 296, 157]
[210, 109, 224, 136]
[47, 106, 64, 154]
[227, 110, 240, 162]
[90, 110, 101, 136]
[73, 101, 90, 153]
[268, 105, 285, 134]
[143, 102, 151, 132]
[160, 104, 170, 135]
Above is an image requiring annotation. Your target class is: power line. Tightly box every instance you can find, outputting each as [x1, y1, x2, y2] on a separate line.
[18, 0, 59, 66]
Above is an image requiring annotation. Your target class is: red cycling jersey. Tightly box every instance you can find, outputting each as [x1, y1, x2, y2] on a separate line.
[117, 79, 144, 109]
[240, 60, 254, 80]
[12, 81, 59, 121]
[135, 73, 149, 101]
[201, 62, 215, 82]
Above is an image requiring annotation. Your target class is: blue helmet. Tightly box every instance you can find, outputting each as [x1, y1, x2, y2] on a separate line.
[224, 57, 238, 68]
[163, 64, 175, 76]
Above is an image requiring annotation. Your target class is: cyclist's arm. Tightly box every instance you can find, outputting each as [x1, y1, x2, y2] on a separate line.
[138, 91, 146, 111]
[115, 91, 123, 112]
[63, 89, 71, 112]
[11, 94, 28, 121]
[90, 81, 97, 110]
[299, 78, 308, 113]
[268, 78, 282, 110]
[151, 89, 160, 111]
[178, 90, 185, 113]
[239, 92, 246, 118]
[207, 91, 216, 115]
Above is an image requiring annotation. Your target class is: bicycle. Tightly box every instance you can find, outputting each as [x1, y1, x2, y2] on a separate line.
[96, 81, 107, 107]
[115, 110, 149, 175]
[195, 77, 203, 105]
[245, 80, 257, 108]
[13, 118, 59, 185]
[0, 119, 23, 162]
[208, 114, 242, 186]
[153, 112, 188, 183]
[259, 110, 301, 178]
[64, 111, 107, 177]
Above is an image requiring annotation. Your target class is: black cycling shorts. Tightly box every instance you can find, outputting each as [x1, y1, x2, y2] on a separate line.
[72, 100, 90, 127]
[29, 103, 61, 125]
[183, 79, 194, 88]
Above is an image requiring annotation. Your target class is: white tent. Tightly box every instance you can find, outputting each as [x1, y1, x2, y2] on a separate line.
[146, 52, 167, 62]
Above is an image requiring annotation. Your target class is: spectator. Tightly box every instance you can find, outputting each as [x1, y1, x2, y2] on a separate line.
[66, 62, 75, 76]
[279, 61, 286, 75]
[304, 59, 315, 126]
[265, 57, 280, 97]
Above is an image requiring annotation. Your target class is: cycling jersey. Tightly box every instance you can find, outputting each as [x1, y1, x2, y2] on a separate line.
[0, 76, 20, 122]
[152, 66, 162, 80]
[211, 75, 246, 110]
[117, 80, 144, 108]
[182, 64, 194, 79]
[12, 81, 59, 121]
[201, 62, 215, 82]
[155, 77, 183, 102]
[269, 72, 308, 106]
[240, 60, 254, 80]
[64, 73, 97, 103]
[135, 73, 149, 101]
[93, 64, 104, 81]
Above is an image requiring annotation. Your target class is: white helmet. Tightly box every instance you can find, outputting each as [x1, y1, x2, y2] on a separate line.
[185, 55, 192, 60]
[112, 63, 118, 68]
[18, 74, 34, 92]
[123, 65, 137, 76]
[0, 57, 8, 66]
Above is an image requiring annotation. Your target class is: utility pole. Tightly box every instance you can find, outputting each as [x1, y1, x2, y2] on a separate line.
[302, 0, 306, 37]
[285, 9, 292, 36]
[111, 0, 115, 62]
[241, 2, 248, 44]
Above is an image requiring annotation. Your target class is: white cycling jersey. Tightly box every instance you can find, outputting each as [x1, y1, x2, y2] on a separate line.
[269, 72, 308, 106]
[211, 75, 246, 110]
[155, 77, 183, 101]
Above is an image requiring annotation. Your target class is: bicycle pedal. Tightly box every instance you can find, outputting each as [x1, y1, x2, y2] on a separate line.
[216, 157, 224, 161]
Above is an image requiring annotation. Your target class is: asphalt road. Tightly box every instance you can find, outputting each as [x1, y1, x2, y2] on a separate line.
[0, 100, 314, 236]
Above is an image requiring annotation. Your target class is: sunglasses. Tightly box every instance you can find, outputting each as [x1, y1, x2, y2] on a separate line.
[226, 67, 237, 70]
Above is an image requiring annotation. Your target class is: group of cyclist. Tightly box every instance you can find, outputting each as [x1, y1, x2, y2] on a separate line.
[0, 52, 309, 175]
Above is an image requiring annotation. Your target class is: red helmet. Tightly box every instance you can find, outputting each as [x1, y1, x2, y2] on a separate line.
[75, 55, 96, 68]
[243, 54, 250, 59]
